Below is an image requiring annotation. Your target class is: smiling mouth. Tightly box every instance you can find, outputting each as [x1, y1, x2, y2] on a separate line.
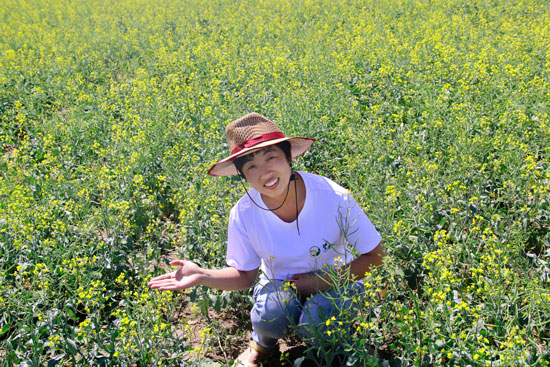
[264, 177, 279, 188]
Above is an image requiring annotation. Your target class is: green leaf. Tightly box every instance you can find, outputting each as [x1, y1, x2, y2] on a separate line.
[0, 324, 10, 336]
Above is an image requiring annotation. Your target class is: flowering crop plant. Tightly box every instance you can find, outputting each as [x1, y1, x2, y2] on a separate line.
[1, 0, 549, 366]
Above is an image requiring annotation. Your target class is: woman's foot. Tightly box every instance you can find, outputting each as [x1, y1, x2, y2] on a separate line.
[236, 340, 275, 366]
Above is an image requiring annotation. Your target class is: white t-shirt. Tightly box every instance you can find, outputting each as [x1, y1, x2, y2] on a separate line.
[226, 171, 382, 281]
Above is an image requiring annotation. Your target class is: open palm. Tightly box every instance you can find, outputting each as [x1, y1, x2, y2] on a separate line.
[147, 260, 203, 291]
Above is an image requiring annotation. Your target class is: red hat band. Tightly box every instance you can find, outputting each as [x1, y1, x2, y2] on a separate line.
[230, 131, 286, 156]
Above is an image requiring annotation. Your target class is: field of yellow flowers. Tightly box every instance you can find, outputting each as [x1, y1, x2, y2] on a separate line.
[1, 0, 549, 365]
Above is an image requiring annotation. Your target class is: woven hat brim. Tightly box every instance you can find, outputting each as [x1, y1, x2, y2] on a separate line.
[207, 137, 315, 177]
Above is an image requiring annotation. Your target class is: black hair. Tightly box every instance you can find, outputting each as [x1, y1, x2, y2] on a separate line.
[234, 141, 292, 178]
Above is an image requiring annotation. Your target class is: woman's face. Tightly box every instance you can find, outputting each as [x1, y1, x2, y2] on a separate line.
[240, 145, 292, 201]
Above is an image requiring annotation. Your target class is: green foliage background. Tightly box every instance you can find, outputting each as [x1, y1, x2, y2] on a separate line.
[1, 0, 549, 365]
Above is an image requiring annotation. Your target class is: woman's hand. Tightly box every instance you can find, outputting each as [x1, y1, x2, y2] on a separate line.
[147, 260, 203, 291]
[290, 272, 331, 297]
[290, 244, 384, 296]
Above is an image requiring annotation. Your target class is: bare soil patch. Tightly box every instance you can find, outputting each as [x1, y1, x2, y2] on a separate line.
[174, 301, 329, 366]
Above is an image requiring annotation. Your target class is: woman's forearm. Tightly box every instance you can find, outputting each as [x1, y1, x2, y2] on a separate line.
[199, 266, 259, 291]
[349, 242, 385, 281]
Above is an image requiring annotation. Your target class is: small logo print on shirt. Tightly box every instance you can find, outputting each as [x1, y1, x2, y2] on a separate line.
[309, 241, 333, 257]
[309, 246, 321, 257]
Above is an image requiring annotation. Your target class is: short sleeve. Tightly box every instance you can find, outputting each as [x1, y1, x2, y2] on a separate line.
[226, 205, 261, 271]
[338, 191, 382, 255]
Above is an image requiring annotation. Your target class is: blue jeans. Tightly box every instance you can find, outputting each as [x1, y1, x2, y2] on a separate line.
[250, 278, 364, 348]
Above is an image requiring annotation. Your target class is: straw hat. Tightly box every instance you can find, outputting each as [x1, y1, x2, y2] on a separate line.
[207, 113, 315, 177]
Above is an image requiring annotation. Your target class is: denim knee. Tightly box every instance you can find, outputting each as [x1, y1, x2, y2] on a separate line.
[251, 280, 300, 348]
[297, 282, 364, 341]
[296, 295, 327, 340]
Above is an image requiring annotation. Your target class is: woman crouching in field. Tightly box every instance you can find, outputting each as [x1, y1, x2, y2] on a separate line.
[148, 113, 384, 366]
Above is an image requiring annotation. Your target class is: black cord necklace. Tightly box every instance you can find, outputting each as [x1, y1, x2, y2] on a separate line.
[239, 171, 301, 235]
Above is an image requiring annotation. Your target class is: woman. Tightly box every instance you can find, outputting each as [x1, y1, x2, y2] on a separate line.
[148, 113, 384, 366]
